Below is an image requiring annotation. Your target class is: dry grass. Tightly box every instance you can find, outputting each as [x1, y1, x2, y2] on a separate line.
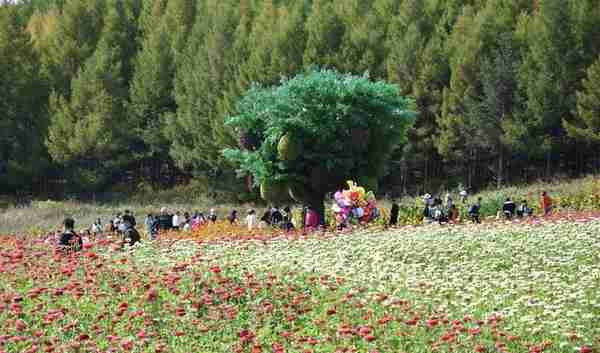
[0, 200, 259, 236]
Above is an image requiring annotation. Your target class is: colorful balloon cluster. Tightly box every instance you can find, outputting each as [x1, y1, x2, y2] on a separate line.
[332, 180, 379, 227]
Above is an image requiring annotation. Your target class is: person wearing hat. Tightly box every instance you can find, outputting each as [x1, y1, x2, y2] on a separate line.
[422, 193, 433, 221]
[209, 209, 217, 223]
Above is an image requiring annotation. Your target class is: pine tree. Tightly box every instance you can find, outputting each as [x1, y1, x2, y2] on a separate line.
[46, 0, 137, 189]
[128, 0, 195, 182]
[302, 0, 345, 70]
[564, 57, 600, 144]
[438, 0, 527, 187]
[36, 0, 107, 96]
[516, 0, 588, 173]
[0, 4, 50, 192]
[167, 0, 239, 171]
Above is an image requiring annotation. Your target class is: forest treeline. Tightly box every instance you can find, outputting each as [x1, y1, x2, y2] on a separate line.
[1, 0, 600, 199]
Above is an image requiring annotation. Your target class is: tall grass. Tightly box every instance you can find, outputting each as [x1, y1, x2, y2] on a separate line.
[0, 200, 259, 236]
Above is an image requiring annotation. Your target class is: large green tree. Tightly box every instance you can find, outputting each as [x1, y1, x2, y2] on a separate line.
[223, 69, 415, 223]
[0, 4, 50, 193]
[46, 0, 141, 190]
[128, 0, 195, 182]
[564, 57, 600, 144]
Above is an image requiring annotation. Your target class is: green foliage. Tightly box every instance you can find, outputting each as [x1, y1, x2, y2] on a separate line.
[0, 4, 50, 192]
[224, 69, 415, 208]
[3, 0, 600, 196]
[564, 57, 600, 144]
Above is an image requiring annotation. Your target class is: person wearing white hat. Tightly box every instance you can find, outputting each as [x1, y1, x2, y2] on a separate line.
[209, 209, 217, 223]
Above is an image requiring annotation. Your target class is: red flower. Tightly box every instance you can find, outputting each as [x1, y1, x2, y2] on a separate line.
[15, 319, 27, 331]
[426, 319, 439, 328]
[364, 335, 376, 342]
[580, 346, 593, 353]
[469, 327, 481, 336]
[239, 330, 255, 344]
[378, 315, 393, 325]
[272, 342, 285, 353]
[121, 339, 134, 351]
[145, 288, 159, 302]
[175, 307, 186, 317]
[474, 344, 486, 352]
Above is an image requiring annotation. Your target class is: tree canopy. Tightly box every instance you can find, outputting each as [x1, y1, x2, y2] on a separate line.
[223, 69, 415, 218]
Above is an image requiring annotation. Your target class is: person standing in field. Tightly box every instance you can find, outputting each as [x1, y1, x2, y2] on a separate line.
[58, 217, 82, 253]
[468, 197, 482, 224]
[209, 209, 218, 223]
[227, 210, 238, 224]
[459, 189, 468, 203]
[246, 209, 257, 230]
[172, 211, 181, 231]
[157, 207, 172, 232]
[541, 191, 553, 216]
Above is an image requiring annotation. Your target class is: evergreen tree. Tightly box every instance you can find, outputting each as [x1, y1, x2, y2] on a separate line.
[386, 0, 447, 191]
[564, 57, 600, 144]
[438, 0, 527, 187]
[516, 0, 588, 173]
[46, 0, 138, 189]
[35, 0, 106, 96]
[0, 4, 50, 193]
[167, 0, 239, 171]
[302, 0, 345, 70]
[128, 0, 195, 182]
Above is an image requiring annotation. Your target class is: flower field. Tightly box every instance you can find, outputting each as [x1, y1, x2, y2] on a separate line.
[1, 217, 600, 353]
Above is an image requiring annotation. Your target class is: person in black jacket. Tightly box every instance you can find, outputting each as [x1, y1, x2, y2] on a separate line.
[389, 203, 400, 226]
[270, 207, 283, 226]
[502, 198, 516, 219]
[122, 210, 136, 228]
[156, 207, 173, 232]
[58, 218, 82, 253]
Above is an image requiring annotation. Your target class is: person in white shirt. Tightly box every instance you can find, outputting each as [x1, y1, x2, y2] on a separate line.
[91, 218, 102, 236]
[459, 189, 468, 203]
[172, 211, 181, 230]
[246, 209, 257, 230]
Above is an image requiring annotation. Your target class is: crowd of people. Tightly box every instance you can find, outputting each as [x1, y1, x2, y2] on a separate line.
[51, 205, 321, 253]
[50, 191, 554, 253]
[138, 206, 299, 239]
[408, 190, 553, 225]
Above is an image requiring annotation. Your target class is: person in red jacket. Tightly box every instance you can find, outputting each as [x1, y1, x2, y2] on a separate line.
[305, 207, 319, 230]
[541, 191, 553, 216]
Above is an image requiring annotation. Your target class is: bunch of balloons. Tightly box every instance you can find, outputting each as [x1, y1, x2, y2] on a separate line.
[332, 180, 379, 228]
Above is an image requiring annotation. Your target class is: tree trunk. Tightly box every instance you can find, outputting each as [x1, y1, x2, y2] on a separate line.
[497, 147, 504, 189]
[545, 150, 551, 179]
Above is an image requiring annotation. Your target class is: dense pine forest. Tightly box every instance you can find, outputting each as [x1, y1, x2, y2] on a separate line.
[1, 0, 600, 199]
